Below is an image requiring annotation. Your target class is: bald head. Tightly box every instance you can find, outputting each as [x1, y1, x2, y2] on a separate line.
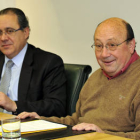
[93, 17, 136, 76]
[98, 17, 127, 27]
[94, 17, 134, 41]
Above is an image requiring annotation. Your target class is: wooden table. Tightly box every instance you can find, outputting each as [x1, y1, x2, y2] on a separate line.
[0, 113, 134, 140]
[0, 112, 15, 120]
[53, 132, 134, 140]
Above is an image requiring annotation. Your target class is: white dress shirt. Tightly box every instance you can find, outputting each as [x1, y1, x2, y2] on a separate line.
[1, 44, 28, 113]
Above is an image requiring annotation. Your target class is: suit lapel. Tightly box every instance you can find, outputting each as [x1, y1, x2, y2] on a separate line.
[18, 44, 33, 100]
[0, 53, 5, 79]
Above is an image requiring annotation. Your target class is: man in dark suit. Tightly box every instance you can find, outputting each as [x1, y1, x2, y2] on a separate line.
[0, 8, 66, 117]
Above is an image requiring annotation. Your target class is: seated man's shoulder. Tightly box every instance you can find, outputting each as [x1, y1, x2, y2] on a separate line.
[28, 44, 63, 62]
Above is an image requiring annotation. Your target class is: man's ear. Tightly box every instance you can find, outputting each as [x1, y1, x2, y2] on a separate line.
[129, 38, 135, 54]
[23, 27, 30, 40]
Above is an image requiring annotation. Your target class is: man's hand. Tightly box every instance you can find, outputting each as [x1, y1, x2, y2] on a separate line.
[17, 112, 40, 119]
[0, 92, 17, 112]
[72, 123, 104, 133]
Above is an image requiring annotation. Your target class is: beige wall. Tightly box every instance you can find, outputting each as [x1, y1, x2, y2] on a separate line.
[0, 0, 140, 73]
[0, 0, 15, 8]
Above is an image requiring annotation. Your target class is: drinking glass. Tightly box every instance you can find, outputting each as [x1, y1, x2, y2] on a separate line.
[1, 118, 21, 139]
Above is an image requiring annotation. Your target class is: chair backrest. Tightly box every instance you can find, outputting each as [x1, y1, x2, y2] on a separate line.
[64, 63, 92, 116]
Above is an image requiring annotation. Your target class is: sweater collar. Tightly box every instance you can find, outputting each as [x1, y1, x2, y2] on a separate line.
[103, 51, 139, 80]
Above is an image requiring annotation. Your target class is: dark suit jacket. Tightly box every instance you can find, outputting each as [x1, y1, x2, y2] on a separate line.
[0, 44, 66, 117]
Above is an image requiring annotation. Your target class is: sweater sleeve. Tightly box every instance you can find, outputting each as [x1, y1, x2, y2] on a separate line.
[40, 97, 82, 126]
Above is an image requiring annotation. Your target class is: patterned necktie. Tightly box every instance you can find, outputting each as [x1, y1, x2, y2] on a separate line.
[0, 60, 14, 112]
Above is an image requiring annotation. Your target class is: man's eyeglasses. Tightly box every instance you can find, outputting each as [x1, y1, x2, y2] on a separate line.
[91, 39, 132, 51]
[0, 28, 22, 37]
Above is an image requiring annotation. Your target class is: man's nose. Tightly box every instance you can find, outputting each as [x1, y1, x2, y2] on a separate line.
[101, 46, 111, 57]
[0, 32, 8, 40]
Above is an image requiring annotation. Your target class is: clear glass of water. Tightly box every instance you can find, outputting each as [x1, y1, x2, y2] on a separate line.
[1, 118, 21, 139]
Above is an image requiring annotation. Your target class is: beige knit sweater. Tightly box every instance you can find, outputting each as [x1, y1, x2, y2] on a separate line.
[42, 58, 140, 139]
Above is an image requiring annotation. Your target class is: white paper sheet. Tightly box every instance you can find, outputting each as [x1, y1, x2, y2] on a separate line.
[21, 120, 67, 132]
[0, 120, 67, 134]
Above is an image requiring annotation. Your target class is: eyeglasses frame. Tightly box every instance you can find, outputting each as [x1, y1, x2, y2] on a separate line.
[91, 38, 132, 51]
[0, 27, 23, 37]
